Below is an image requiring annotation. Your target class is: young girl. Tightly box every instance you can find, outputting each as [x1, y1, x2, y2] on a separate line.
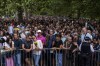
[3, 37, 14, 66]
[33, 36, 43, 66]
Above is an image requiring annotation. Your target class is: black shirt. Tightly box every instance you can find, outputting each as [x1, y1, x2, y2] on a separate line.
[23, 40, 32, 49]
[13, 39, 23, 54]
[13, 39, 22, 49]
[70, 44, 77, 52]
[53, 40, 63, 48]
[53, 40, 63, 53]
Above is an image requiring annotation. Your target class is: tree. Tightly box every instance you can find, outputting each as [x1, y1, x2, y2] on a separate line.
[0, 0, 100, 20]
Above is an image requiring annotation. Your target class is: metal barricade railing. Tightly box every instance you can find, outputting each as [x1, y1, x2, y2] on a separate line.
[0, 48, 100, 66]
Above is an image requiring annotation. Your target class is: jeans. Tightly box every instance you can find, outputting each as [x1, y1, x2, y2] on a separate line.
[1, 53, 6, 66]
[33, 54, 41, 66]
[56, 53, 62, 66]
[13, 53, 21, 66]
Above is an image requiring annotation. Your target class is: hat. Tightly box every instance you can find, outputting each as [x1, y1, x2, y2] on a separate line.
[84, 36, 91, 41]
[14, 28, 20, 31]
[37, 30, 42, 33]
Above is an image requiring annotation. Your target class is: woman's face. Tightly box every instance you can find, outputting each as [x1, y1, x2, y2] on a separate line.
[0, 31, 3, 36]
[61, 33, 64, 37]
[33, 36, 37, 41]
[9, 39, 12, 43]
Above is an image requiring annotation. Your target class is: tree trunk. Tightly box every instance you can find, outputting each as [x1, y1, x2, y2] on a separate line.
[17, 6, 23, 22]
[24, 6, 28, 21]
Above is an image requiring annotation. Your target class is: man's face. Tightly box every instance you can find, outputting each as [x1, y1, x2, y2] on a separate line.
[50, 30, 53, 35]
[14, 34, 18, 39]
[56, 36, 61, 41]
[74, 36, 78, 40]
[38, 32, 41, 36]
[82, 28, 87, 34]
[68, 38, 72, 42]
[26, 37, 30, 41]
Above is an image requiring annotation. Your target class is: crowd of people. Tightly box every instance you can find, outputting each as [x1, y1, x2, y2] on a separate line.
[0, 16, 100, 66]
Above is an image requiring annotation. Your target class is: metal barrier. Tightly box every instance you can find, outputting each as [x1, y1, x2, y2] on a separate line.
[0, 48, 100, 66]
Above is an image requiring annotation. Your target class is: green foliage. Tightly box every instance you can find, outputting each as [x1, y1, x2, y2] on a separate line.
[0, 0, 100, 19]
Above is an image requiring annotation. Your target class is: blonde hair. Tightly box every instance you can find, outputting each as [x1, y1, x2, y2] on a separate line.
[32, 36, 36, 39]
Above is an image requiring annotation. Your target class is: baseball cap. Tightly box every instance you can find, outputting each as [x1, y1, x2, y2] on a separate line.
[37, 30, 42, 33]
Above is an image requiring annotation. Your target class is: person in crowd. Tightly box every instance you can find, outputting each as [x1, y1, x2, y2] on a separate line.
[0, 16, 100, 66]
[93, 37, 100, 50]
[36, 30, 46, 66]
[33, 36, 43, 66]
[0, 30, 4, 37]
[53, 34, 63, 66]
[8, 23, 14, 36]
[0, 36, 6, 66]
[79, 36, 94, 66]
[36, 30, 46, 47]
[93, 37, 100, 66]
[0, 30, 6, 48]
[22, 35, 33, 66]
[64, 36, 79, 66]
[71, 36, 79, 53]
[81, 27, 93, 42]
[73, 35, 81, 46]
[70, 36, 79, 66]
[13, 33, 23, 66]
[61, 32, 66, 44]
[47, 30, 55, 48]
[63, 36, 73, 66]
[64, 37, 72, 49]
[46, 30, 56, 66]
[20, 30, 26, 41]
[3, 37, 14, 66]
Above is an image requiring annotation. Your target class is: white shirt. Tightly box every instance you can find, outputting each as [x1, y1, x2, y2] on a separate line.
[20, 33, 26, 39]
[3, 41, 14, 48]
[3, 42, 10, 48]
[8, 25, 13, 34]
[81, 33, 92, 42]
[33, 40, 43, 55]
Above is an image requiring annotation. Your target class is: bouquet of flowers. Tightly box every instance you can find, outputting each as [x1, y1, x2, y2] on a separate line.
[34, 42, 38, 47]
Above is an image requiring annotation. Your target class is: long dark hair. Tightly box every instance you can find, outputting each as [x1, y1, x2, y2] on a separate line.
[6, 37, 13, 47]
